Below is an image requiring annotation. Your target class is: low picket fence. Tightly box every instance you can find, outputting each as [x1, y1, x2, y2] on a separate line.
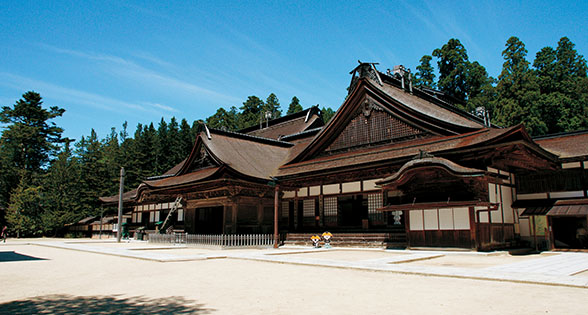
[148, 233, 275, 248]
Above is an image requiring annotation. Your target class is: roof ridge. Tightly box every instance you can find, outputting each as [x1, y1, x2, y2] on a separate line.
[207, 127, 294, 147]
[376, 70, 488, 127]
[238, 106, 319, 133]
[533, 128, 588, 140]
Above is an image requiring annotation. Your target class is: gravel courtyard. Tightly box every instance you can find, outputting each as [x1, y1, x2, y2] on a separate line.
[0, 239, 587, 314]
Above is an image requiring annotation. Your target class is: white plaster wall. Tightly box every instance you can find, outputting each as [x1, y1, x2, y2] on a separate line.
[550, 191, 584, 198]
[517, 193, 549, 200]
[488, 183, 497, 203]
[322, 184, 340, 195]
[479, 211, 489, 223]
[309, 186, 321, 196]
[438, 208, 454, 229]
[501, 185, 514, 223]
[342, 181, 361, 193]
[409, 210, 424, 231]
[298, 187, 308, 197]
[423, 209, 439, 230]
[283, 191, 296, 198]
[519, 217, 531, 237]
[453, 207, 470, 229]
[362, 179, 379, 191]
[562, 161, 582, 169]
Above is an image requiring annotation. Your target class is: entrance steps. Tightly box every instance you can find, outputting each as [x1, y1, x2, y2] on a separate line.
[284, 231, 407, 248]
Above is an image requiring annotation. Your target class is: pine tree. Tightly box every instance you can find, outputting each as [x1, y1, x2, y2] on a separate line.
[239, 96, 265, 129]
[414, 55, 436, 88]
[432, 39, 470, 104]
[287, 96, 303, 115]
[494, 37, 545, 135]
[41, 140, 82, 235]
[264, 93, 282, 118]
[206, 107, 239, 131]
[321, 106, 335, 124]
[0, 91, 65, 225]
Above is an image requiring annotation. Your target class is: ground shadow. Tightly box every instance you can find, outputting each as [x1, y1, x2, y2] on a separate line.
[0, 294, 213, 314]
[0, 251, 47, 262]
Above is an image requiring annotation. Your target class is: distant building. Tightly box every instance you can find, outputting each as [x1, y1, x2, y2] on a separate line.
[97, 62, 587, 250]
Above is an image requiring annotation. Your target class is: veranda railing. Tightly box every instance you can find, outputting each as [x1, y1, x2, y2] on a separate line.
[147, 233, 275, 248]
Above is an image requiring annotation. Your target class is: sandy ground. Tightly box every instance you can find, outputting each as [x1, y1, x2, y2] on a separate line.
[0, 242, 587, 314]
[271, 249, 407, 261]
[407, 253, 544, 269]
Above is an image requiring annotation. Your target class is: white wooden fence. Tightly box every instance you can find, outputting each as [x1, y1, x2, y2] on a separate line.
[148, 233, 275, 248]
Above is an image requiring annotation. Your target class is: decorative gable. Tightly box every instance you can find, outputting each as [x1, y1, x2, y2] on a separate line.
[186, 145, 218, 173]
[325, 99, 429, 154]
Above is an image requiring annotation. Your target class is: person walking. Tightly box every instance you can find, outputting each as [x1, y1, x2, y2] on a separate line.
[1, 226, 7, 243]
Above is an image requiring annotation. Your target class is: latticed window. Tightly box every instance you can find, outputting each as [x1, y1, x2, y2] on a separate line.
[303, 199, 315, 217]
[368, 193, 384, 225]
[324, 197, 337, 225]
[327, 109, 425, 152]
[303, 199, 316, 227]
[281, 201, 290, 219]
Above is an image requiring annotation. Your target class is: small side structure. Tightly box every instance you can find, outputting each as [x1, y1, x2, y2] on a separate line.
[514, 130, 588, 250]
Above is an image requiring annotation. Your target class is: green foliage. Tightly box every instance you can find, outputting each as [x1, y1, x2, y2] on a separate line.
[0, 91, 65, 171]
[206, 107, 240, 131]
[239, 96, 265, 129]
[0, 92, 65, 228]
[5, 184, 44, 237]
[321, 106, 335, 124]
[414, 55, 436, 88]
[41, 141, 82, 235]
[493, 36, 546, 134]
[287, 96, 303, 115]
[264, 93, 282, 118]
[433, 39, 470, 104]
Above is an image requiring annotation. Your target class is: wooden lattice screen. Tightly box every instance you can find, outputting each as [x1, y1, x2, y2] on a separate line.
[326, 109, 425, 152]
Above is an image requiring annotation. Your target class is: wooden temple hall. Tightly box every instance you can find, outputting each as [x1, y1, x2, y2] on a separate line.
[99, 62, 588, 251]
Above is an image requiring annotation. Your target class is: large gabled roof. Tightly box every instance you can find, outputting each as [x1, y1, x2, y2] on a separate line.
[285, 70, 487, 164]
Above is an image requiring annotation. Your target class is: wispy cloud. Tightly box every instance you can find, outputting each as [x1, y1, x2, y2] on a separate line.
[38, 43, 242, 104]
[145, 102, 178, 113]
[0, 72, 166, 116]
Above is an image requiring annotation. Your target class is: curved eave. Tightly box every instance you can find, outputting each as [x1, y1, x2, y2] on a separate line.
[376, 157, 486, 187]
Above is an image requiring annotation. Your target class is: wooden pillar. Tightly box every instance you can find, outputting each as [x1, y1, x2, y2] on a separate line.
[319, 186, 324, 227]
[476, 209, 481, 250]
[404, 210, 411, 248]
[546, 215, 554, 250]
[293, 197, 299, 230]
[488, 206, 493, 244]
[257, 199, 264, 227]
[469, 207, 477, 249]
[231, 199, 238, 234]
[274, 185, 279, 248]
[532, 215, 538, 251]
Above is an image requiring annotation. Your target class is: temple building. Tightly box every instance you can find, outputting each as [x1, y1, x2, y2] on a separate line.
[97, 62, 588, 250]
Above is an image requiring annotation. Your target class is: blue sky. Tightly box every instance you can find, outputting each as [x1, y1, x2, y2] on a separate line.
[1, 0, 587, 141]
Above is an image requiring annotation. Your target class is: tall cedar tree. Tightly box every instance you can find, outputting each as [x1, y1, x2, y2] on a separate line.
[41, 140, 82, 235]
[239, 96, 265, 129]
[206, 107, 240, 131]
[0, 92, 65, 225]
[494, 36, 545, 135]
[432, 39, 470, 105]
[414, 55, 436, 88]
[287, 96, 303, 114]
[264, 93, 282, 118]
